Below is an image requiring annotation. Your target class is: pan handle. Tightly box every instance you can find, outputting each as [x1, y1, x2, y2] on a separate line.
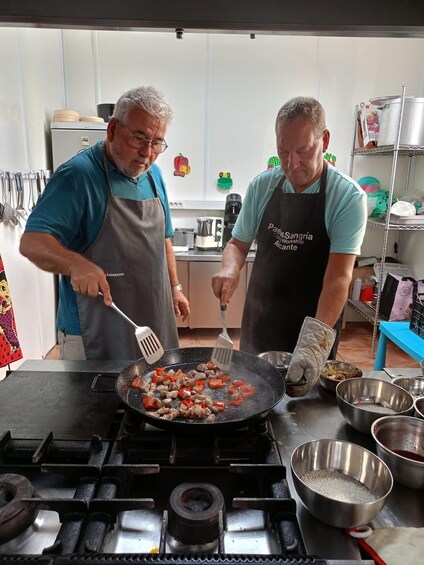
[91, 373, 117, 393]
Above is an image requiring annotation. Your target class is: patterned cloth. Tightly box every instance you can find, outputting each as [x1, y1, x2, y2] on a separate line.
[0, 255, 23, 367]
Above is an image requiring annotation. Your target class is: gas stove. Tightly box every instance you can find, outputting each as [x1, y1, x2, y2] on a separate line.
[0, 362, 328, 565]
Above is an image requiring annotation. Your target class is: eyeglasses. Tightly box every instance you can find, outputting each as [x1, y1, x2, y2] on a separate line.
[117, 119, 168, 154]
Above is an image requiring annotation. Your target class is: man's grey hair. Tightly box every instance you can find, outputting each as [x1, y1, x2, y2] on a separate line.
[112, 86, 174, 123]
[276, 96, 327, 136]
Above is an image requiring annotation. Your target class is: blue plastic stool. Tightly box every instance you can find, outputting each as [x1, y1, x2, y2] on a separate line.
[374, 321, 424, 370]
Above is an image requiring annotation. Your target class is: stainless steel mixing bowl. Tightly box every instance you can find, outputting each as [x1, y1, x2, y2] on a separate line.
[392, 376, 424, 399]
[291, 439, 393, 528]
[257, 351, 292, 379]
[319, 360, 363, 393]
[415, 396, 424, 419]
[371, 415, 424, 489]
[336, 378, 414, 434]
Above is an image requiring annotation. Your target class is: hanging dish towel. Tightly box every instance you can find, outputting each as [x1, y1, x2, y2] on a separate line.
[0, 255, 23, 367]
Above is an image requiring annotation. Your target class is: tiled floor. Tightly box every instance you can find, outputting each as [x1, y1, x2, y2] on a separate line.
[178, 322, 421, 371]
[45, 322, 421, 371]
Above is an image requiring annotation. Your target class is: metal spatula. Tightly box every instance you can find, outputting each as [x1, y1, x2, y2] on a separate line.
[211, 304, 234, 371]
[102, 295, 164, 364]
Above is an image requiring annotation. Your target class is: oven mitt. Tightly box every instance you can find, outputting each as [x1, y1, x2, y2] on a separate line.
[286, 317, 336, 398]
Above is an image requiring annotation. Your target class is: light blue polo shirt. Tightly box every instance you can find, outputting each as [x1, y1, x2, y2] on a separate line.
[233, 164, 367, 254]
[25, 141, 174, 334]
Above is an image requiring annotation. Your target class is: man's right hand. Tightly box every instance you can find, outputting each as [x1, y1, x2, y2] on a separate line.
[68, 257, 112, 306]
[211, 267, 240, 305]
[211, 238, 251, 304]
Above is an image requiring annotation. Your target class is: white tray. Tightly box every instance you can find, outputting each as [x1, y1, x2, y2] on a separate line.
[388, 214, 424, 225]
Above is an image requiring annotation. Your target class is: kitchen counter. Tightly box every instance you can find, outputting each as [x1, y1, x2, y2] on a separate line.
[271, 367, 424, 561]
[173, 248, 256, 262]
[7, 360, 423, 563]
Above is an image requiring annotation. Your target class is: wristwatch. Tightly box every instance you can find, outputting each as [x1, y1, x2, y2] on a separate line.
[171, 284, 183, 292]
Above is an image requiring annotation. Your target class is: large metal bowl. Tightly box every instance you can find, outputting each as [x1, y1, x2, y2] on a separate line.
[319, 360, 363, 393]
[257, 351, 292, 379]
[336, 378, 414, 434]
[291, 439, 393, 528]
[392, 376, 424, 399]
[371, 416, 424, 489]
[415, 397, 424, 419]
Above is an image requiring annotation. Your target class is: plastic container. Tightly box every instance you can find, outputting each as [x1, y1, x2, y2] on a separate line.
[352, 278, 362, 301]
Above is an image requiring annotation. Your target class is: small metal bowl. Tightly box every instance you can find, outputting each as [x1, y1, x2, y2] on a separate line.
[319, 360, 363, 393]
[291, 439, 392, 528]
[371, 415, 424, 489]
[336, 378, 414, 434]
[415, 397, 424, 419]
[257, 351, 292, 379]
[392, 376, 424, 399]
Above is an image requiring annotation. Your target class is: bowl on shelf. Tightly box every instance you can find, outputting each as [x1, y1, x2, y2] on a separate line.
[392, 376, 424, 399]
[415, 397, 424, 419]
[336, 378, 414, 434]
[371, 415, 424, 489]
[319, 360, 363, 393]
[291, 439, 393, 528]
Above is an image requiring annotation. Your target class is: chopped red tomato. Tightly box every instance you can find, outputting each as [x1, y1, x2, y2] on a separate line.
[230, 396, 244, 406]
[178, 387, 192, 399]
[143, 396, 160, 410]
[208, 378, 225, 389]
[212, 400, 226, 411]
[239, 384, 256, 397]
[220, 375, 232, 383]
[228, 380, 248, 394]
[193, 379, 206, 393]
[130, 376, 144, 389]
[180, 399, 194, 409]
[206, 361, 217, 370]
[174, 369, 185, 379]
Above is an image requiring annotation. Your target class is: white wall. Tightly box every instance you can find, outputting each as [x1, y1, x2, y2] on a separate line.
[1, 28, 424, 376]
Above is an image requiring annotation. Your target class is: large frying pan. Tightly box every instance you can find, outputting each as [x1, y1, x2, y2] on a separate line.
[116, 347, 286, 432]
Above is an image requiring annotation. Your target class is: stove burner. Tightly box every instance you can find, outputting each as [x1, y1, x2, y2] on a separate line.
[168, 482, 225, 548]
[0, 473, 38, 544]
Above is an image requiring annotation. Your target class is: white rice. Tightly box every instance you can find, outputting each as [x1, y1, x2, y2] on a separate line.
[301, 469, 378, 503]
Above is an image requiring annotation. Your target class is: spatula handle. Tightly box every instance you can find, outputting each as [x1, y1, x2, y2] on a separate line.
[99, 292, 138, 330]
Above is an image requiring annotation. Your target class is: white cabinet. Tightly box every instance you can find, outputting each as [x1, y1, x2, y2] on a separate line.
[188, 262, 247, 328]
[175, 261, 189, 328]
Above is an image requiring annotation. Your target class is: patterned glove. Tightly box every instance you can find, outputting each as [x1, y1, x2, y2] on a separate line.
[286, 316, 336, 398]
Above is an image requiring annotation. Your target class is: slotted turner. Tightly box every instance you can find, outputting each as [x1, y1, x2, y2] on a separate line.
[100, 294, 164, 364]
[211, 304, 234, 371]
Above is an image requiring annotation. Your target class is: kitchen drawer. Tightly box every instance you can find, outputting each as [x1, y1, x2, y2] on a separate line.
[175, 261, 189, 328]
[188, 262, 246, 328]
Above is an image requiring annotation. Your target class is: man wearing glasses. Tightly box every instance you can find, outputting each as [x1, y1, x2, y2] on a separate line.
[20, 86, 189, 361]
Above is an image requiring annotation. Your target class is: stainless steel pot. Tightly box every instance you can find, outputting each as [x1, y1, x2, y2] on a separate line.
[370, 96, 424, 146]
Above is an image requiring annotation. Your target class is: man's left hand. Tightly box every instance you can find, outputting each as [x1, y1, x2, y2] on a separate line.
[172, 290, 190, 322]
[286, 316, 336, 397]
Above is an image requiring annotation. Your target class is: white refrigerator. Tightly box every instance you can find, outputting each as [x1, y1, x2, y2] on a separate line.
[51, 121, 107, 169]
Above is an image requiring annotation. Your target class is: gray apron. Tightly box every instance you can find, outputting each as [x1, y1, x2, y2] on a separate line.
[241, 162, 336, 355]
[76, 147, 179, 360]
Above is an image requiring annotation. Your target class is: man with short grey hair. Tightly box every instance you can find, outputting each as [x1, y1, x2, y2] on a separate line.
[20, 85, 189, 361]
[212, 96, 367, 397]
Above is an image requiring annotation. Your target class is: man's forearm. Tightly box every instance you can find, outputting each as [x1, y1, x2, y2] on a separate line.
[165, 237, 180, 287]
[315, 277, 351, 327]
[20, 232, 88, 276]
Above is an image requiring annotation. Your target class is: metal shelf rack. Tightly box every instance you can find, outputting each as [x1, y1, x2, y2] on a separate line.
[347, 86, 424, 357]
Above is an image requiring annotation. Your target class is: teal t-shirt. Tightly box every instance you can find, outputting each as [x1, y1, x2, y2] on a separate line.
[25, 141, 174, 334]
[233, 164, 367, 254]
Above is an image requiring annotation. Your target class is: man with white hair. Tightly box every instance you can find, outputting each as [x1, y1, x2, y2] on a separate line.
[20, 86, 189, 360]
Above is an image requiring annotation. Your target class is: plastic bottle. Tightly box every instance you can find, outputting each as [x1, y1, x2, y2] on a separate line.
[352, 278, 362, 301]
